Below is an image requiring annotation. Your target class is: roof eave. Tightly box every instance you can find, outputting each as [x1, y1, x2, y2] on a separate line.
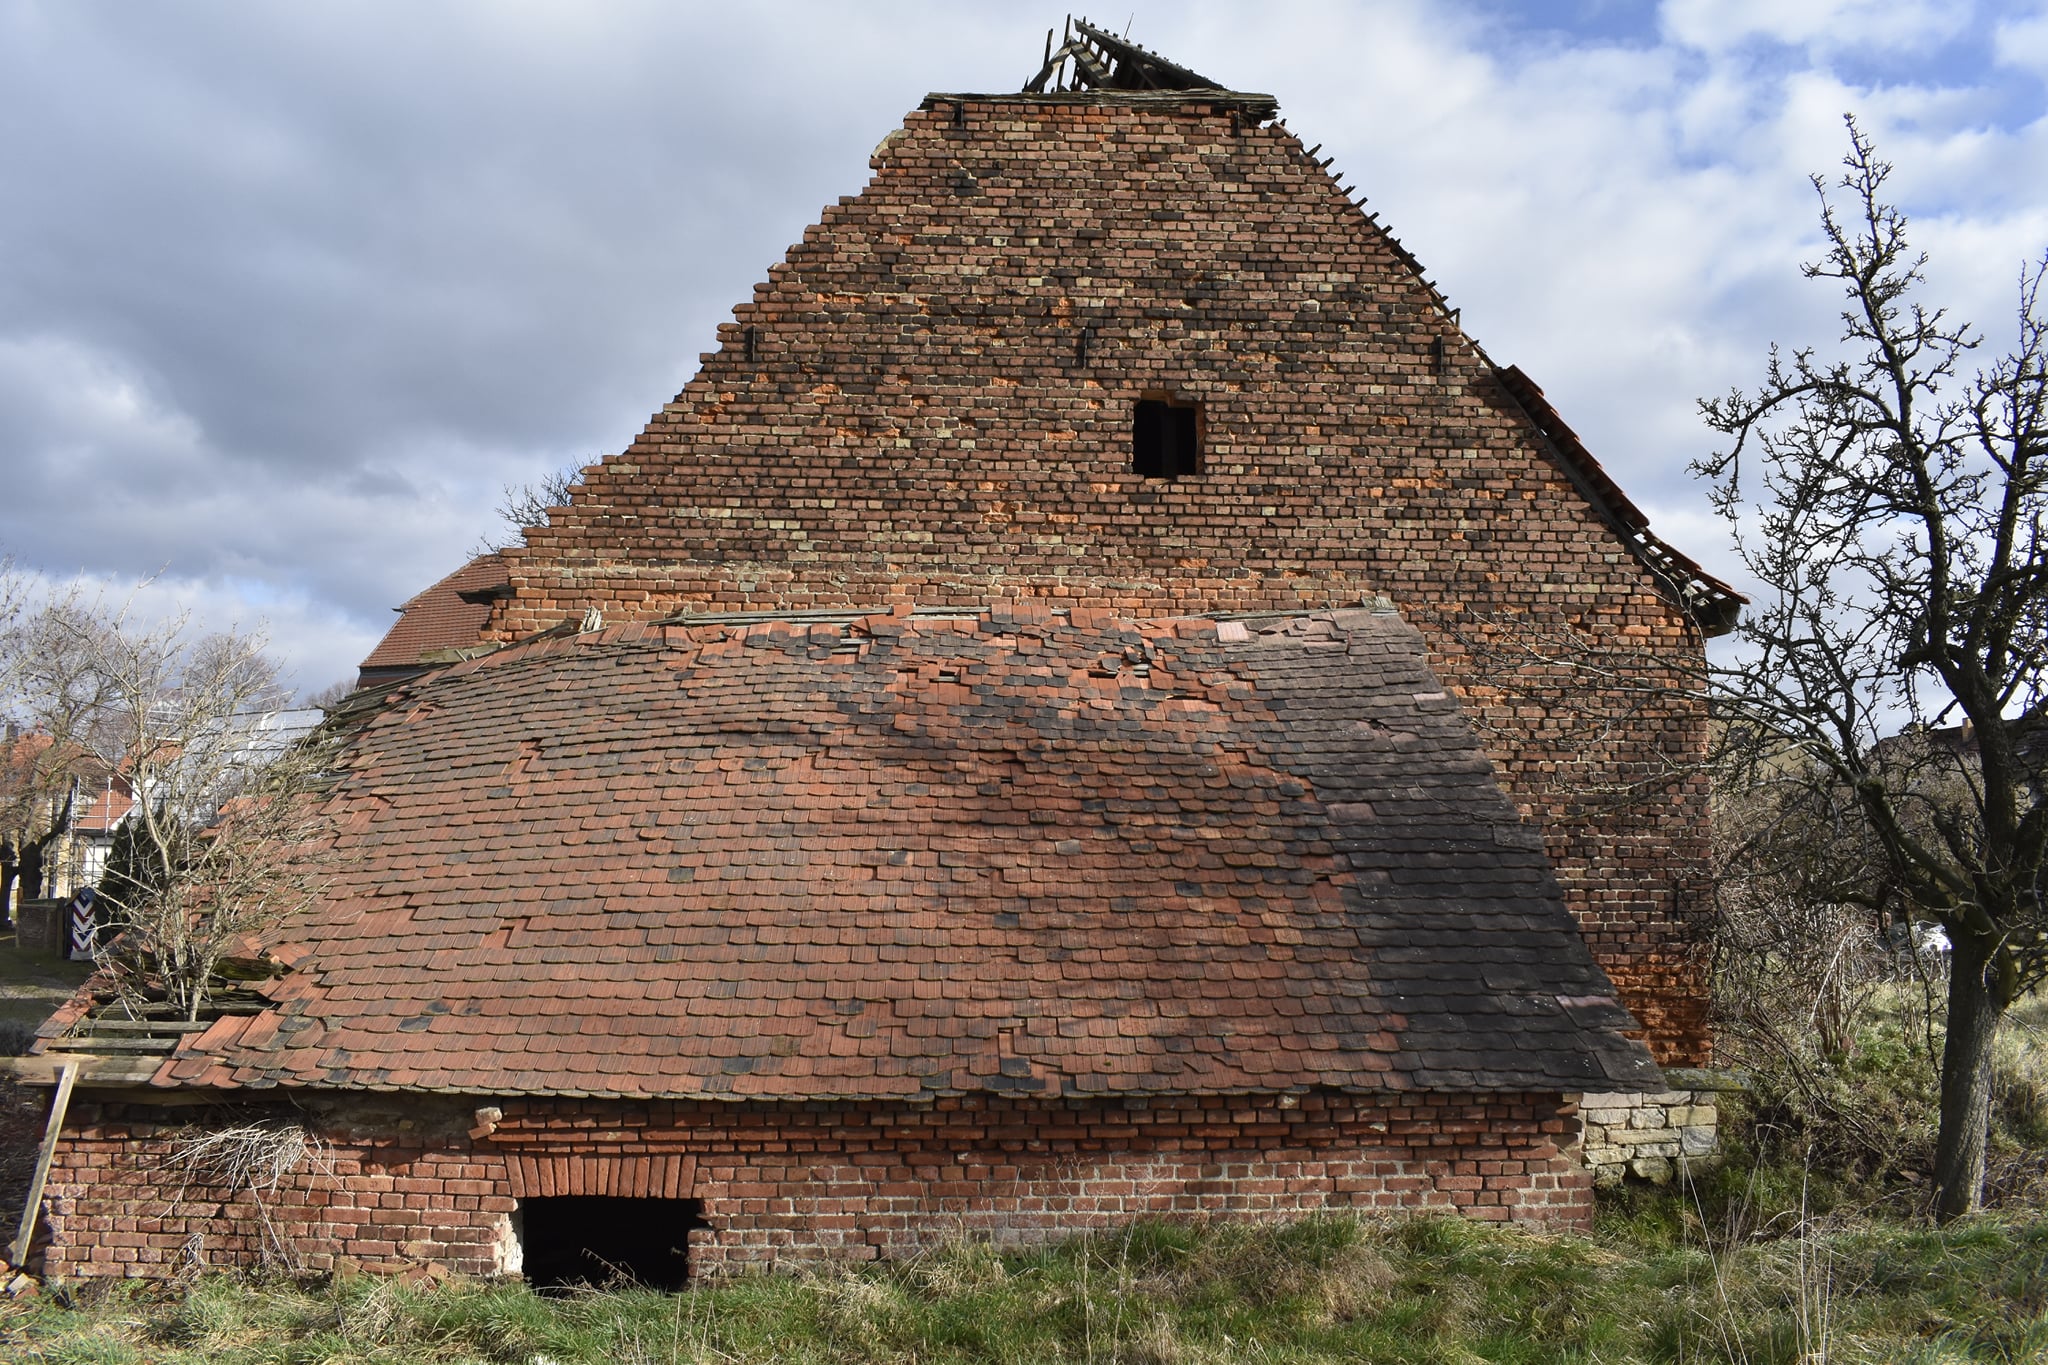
[1492, 364, 1746, 637]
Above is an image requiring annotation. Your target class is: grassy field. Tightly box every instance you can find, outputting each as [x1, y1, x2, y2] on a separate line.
[0, 1189, 2042, 1365]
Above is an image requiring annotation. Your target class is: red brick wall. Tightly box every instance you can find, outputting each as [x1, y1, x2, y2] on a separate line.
[39, 1090, 1589, 1280]
[482, 95, 1713, 1063]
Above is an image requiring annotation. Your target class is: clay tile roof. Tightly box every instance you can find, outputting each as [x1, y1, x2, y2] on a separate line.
[72, 774, 135, 834]
[358, 553, 509, 677]
[171, 605, 1660, 1101]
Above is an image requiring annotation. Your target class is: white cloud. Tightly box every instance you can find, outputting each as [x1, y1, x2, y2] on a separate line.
[5, 562, 378, 702]
[1, 0, 2044, 689]
[0, 335, 204, 471]
[1660, 0, 1967, 56]
[1995, 2, 2048, 75]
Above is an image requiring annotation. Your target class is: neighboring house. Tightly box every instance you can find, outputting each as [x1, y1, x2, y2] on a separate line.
[2, 706, 319, 924]
[0, 732, 132, 916]
[56, 769, 135, 902]
[24, 28, 1738, 1284]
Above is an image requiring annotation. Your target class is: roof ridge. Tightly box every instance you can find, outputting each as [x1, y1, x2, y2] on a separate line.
[1024, 15, 1231, 96]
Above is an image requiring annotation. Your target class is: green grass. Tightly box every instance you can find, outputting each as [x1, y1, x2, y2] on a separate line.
[5, 974, 2043, 1361]
[3, 1198, 2045, 1364]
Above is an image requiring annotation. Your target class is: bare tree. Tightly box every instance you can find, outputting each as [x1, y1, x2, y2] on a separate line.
[77, 612, 331, 1020]
[1698, 118, 2048, 1218]
[0, 554, 24, 658]
[3, 583, 331, 1018]
[0, 588, 124, 909]
[302, 677, 360, 712]
[471, 462, 583, 556]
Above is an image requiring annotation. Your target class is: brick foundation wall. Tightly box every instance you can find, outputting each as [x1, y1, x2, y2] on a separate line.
[476, 96, 1715, 1063]
[39, 1090, 1589, 1280]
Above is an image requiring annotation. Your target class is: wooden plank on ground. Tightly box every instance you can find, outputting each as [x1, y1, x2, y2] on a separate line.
[9, 1060, 78, 1266]
[0, 1053, 157, 1087]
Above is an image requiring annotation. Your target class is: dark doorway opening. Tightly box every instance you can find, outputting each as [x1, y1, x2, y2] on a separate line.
[1134, 397, 1201, 479]
[519, 1196, 702, 1291]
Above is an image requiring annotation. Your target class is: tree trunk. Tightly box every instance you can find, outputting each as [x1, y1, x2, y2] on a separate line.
[1933, 930, 2004, 1221]
[16, 841, 45, 902]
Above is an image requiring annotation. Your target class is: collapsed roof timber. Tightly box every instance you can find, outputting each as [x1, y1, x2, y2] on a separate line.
[17, 27, 1736, 1284]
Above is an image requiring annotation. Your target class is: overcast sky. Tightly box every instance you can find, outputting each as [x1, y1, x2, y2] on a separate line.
[4, 0, 2045, 696]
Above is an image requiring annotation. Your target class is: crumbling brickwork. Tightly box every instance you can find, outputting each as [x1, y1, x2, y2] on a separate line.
[41, 1091, 1589, 1280]
[487, 94, 1715, 1062]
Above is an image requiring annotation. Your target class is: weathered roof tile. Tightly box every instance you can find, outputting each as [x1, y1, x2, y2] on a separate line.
[358, 553, 509, 678]
[174, 606, 1659, 1100]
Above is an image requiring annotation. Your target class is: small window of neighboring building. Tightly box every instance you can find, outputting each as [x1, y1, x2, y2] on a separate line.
[1133, 397, 1201, 479]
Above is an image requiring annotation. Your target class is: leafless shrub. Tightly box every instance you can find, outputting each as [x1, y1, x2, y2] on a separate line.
[38, 602, 339, 1019]
[166, 1116, 334, 1272]
[472, 463, 585, 556]
[168, 1118, 333, 1195]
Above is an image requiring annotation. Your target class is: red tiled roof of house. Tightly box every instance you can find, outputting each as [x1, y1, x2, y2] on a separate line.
[71, 775, 135, 835]
[0, 731, 57, 802]
[2, 733, 126, 826]
[160, 604, 1659, 1100]
[358, 553, 509, 676]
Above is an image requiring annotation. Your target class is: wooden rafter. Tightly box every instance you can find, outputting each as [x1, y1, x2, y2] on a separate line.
[1025, 16, 1227, 94]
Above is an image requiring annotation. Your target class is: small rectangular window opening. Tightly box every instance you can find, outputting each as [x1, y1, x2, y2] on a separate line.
[519, 1195, 703, 1292]
[1133, 397, 1201, 479]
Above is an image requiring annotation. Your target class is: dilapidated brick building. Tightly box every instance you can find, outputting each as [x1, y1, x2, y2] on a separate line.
[21, 25, 1735, 1283]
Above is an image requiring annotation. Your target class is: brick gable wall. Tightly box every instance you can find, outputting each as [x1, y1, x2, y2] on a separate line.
[40, 1091, 1589, 1279]
[487, 95, 1712, 1062]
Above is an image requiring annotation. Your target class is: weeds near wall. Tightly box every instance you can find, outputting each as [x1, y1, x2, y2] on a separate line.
[7, 1205, 2048, 1362]
[165, 1117, 333, 1273]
